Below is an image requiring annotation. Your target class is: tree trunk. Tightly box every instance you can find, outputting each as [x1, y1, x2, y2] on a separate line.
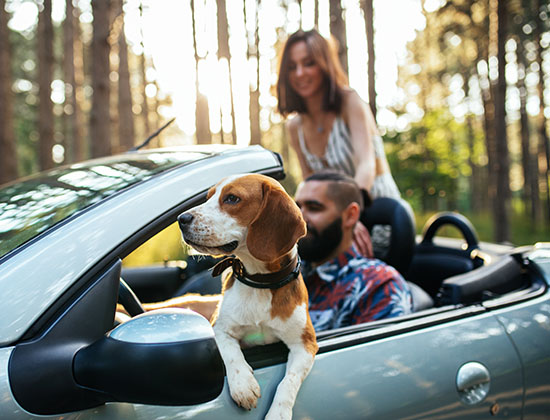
[217, 0, 236, 144]
[516, 35, 538, 221]
[139, 52, 151, 138]
[191, 0, 211, 144]
[245, 0, 261, 145]
[329, 0, 348, 74]
[534, 0, 550, 224]
[38, 0, 55, 170]
[63, 0, 85, 163]
[462, 67, 483, 213]
[116, 0, 135, 151]
[90, 0, 112, 158]
[314, 0, 319, 29]
[493, 0, 510, 242]
[362, 0, 376, 118]
[476, 21, 497, 215]
[0, 0, 17, 183]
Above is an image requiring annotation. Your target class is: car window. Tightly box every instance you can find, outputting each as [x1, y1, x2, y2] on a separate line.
[0, 151, 205, 258]
[123, 222, 187, 268]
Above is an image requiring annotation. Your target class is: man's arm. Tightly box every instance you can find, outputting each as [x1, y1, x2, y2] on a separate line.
[142, 294, 222, 322]
[350, 264, 412, 325]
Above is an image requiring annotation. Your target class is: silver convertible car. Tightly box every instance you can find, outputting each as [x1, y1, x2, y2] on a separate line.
[1, 145, 549, 419]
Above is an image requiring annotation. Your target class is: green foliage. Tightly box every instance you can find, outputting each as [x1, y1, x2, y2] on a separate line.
[385, 108, 483, 213]
[123, 222, 188, 267]
[11, 28, 39, 176]
[415, 209, 550, 246]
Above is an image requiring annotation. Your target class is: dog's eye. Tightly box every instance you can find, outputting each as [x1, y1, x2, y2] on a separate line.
[223, 194, 240, 204]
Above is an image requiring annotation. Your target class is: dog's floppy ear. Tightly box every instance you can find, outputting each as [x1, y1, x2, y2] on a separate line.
[247, 180, 306, 262]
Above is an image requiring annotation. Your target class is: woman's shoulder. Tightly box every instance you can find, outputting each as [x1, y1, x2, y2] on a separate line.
[340, 88, 369, 123]
[285, 113, 301, 129]
[341, 88, 365, 109]
[285, 114, 302, 145]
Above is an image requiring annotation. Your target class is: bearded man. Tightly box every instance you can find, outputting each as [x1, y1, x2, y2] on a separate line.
[294, 171, 412, 331]
[142, 171, 412, 333]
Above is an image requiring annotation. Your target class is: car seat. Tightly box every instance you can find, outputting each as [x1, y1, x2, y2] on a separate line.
[361, 197, 433, 311]
[361, 197, 416, 277]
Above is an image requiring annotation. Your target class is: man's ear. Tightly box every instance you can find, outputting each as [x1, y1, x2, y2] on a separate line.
[342, 202, 360, 228]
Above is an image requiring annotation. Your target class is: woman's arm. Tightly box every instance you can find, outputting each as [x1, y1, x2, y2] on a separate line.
[286, 117, 313, 180]
[342, 90, 377, 192]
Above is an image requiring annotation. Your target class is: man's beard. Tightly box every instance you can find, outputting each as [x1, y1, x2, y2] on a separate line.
[298, 217, 343, 263]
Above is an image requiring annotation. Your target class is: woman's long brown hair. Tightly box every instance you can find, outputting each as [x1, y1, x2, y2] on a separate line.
[276, 29, 348, 117]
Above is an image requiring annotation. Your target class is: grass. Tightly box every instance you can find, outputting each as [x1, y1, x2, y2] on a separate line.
[414, 210, 550, 247]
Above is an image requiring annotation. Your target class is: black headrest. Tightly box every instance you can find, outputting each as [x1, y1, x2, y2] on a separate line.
[361, 197, 416, 276]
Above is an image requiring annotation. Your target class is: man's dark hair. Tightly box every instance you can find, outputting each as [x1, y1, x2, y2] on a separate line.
[304, 170, 368, 211]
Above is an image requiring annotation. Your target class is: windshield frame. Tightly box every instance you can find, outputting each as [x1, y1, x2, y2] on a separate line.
[0, 150, 210, 261]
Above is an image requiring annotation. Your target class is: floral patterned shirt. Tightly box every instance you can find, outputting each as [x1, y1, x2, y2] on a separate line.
[304, 245, 412, 331]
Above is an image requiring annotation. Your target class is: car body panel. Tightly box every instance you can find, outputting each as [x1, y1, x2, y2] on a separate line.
[0, 347, 136, 419]
[1, 145, 549, 419]
[493, 247, 550, 419]
[0, 146, 280, 346]
[130, 312, 523, 420]
[0, 309, 524, 419]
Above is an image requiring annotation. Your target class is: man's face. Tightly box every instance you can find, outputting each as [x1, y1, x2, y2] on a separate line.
[294, 181, 343, 262]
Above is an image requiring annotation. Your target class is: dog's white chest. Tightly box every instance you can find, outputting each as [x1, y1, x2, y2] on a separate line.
[221, 282, 273, 326]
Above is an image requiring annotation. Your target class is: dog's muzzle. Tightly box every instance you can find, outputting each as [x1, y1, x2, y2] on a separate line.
[177, 212, 239, 254]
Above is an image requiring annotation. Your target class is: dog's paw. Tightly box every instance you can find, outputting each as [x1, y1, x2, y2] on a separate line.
[228, 371, 261, 410]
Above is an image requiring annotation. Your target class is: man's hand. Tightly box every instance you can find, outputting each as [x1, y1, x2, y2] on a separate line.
[353, 220, 373, 258]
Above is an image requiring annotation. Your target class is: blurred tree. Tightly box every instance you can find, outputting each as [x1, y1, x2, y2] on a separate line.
[314, 0, 319, 28]
[191, 0, 211, 144]
[217, 0, 236, 144]
[493, 0, 511, 242]
[361, 0, 376, 118]
[0, 0, 17, 183]
[329, 0, 347, 74]
[137, 3, 150, 139]
[512, 2, 539, 222]
[245, 0, 261, 145]
[533, 0, 550, 223]
[139, 52, 150, 136]
[115, 0, 135, 152]
[38, 0, 55, 170]
[63, 0, 85, 163]
[90, 0, 112, 158]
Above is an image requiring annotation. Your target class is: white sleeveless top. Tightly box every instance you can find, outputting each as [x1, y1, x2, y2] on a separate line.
[297, 116, 400, 199]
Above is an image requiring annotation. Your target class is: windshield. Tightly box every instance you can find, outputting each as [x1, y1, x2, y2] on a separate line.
[0, 151, 206, 258]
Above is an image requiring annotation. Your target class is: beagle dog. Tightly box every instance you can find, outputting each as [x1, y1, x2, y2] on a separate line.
[177, 173, 318, 420]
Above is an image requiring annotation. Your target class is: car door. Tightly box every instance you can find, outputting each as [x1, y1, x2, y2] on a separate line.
[122, 307, 520, 420]
[298, 309, 522, 419]
[0, 264, 523, 419]
[2, 281, 522, 420]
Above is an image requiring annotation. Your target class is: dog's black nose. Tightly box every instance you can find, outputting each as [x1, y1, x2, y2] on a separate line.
[178, 213, 193, 230]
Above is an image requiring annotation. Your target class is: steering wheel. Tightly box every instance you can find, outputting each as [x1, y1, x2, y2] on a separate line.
[408, 212, 485, 297]
[118, 277, 145, 317]
[421, 212, 480, 254]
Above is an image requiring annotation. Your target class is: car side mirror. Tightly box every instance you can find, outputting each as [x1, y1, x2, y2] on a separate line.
[74, 308, 225, 406]
[10, 262, 225, 416]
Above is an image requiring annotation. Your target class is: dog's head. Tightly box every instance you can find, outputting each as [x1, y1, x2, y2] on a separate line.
[178, 174, 306, 264]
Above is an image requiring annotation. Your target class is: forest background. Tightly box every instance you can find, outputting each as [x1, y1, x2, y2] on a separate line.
[0, 0, 550, 247]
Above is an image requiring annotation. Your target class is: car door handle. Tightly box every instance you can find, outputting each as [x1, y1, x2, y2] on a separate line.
[456, 362, 491, 405]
